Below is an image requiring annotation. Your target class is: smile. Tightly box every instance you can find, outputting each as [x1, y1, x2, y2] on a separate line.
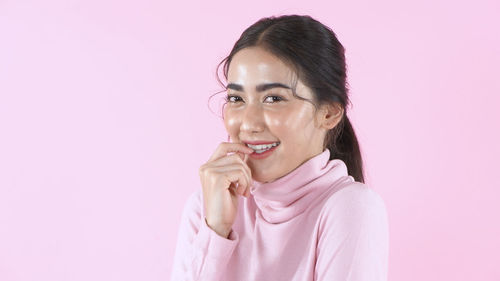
[246, 142, 280, 153]
[245, 142, 280, 160]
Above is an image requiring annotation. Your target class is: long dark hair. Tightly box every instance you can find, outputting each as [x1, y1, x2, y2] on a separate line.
[213, 14, 365, 183]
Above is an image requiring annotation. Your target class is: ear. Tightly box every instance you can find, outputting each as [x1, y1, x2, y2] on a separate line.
[318, 102, 344, 130]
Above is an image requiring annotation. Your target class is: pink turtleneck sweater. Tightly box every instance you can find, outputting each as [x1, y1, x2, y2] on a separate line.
[170, 149, 389, 281]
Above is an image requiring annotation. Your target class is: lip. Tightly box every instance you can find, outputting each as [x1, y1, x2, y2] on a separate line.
[242, 140, 280, 145]
[248, 143, 280, 160]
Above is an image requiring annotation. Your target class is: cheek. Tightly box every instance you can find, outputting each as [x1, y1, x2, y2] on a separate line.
[265, 107, 315, 145]
[264, 112, 306, 140]
[265, 113, 286, 129]
[277, 106, 314, 130]
[223, 109, 239, 135]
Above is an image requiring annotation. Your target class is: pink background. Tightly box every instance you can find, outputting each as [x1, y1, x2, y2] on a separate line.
[1, 0, 499, 280]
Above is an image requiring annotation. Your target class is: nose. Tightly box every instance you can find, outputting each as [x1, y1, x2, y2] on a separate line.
[240, 102, 265, 134]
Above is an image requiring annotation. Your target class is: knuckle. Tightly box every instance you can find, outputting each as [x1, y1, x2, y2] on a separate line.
[226, 154, 240, 163]
[199, 165, 214, 178]
[199, 165, 207, 175]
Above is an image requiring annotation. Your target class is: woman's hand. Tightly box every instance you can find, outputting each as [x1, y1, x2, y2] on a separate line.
[198, 142, 254, 238]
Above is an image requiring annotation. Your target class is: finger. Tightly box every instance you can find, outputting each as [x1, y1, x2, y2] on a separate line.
[235, 147, 254, 162]
[210, 154, 252, 193]
[243, 153, 252, 197]
[210, 154, 248, 169]
[220, 169, 249, 196]
[208, 142, 254, 162]
[217, 164, 251, 195]
[207, 163, 250, 188]
[233, 168, 250, 197]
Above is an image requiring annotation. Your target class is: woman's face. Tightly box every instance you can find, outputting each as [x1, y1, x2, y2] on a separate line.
[224, 46, 340, 183]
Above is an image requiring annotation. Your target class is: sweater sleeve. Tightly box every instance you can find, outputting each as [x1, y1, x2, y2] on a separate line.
[314, 185, 389, 281]
[170, 189, 240, 281]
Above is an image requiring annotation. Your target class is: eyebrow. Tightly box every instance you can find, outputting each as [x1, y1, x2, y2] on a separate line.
[226, 82, 291, 92]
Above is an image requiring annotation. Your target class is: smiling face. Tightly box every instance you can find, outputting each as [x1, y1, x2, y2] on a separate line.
[224, 46, 343, 183]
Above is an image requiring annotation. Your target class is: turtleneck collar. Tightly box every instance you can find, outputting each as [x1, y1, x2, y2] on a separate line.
[248, 148, 354, 224]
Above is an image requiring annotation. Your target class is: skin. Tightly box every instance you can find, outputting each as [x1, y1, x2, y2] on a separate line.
[224, 46, 344, 183]
[199, 46, 344, 238]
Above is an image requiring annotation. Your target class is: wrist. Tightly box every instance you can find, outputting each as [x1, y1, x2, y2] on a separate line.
[205, 217, 231, 238]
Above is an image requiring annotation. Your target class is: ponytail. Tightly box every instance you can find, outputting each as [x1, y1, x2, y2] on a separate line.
[325, 112, 365, 183]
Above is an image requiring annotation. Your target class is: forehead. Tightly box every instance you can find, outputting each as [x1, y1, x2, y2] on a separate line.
[227, 47, 296, 84]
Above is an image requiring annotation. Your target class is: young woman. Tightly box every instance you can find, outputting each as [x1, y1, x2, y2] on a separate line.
[170, 15, 389, 281]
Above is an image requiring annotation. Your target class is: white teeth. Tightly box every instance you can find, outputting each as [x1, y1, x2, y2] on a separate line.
[246, 142, 280, 153]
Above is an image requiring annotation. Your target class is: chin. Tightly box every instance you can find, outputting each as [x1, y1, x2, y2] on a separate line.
[252, 173, 275, 183]
[253, 169, 286, 183]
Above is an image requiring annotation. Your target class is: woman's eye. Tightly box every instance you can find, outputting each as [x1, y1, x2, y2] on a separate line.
[264, 95, 284, 103]
[225, 94, 284, 103]
[225, 95, 243, 103]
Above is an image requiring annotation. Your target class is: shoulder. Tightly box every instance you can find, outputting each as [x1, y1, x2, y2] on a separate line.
[327, 182, 386, 210]
[318, 182, 388, 231]
[314, 183, 390, 280]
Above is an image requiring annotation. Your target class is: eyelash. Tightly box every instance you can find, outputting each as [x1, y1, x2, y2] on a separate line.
[225, 95, 285, 103]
